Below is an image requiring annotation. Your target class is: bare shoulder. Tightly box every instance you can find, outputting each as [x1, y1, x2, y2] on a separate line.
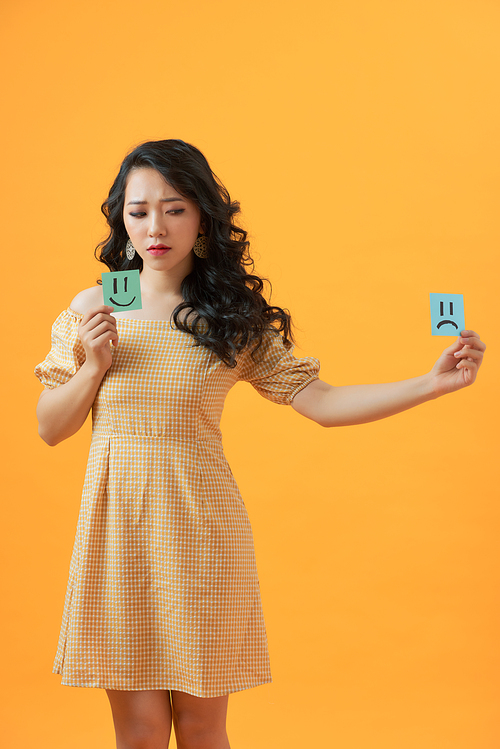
[70, 286, 104, 314]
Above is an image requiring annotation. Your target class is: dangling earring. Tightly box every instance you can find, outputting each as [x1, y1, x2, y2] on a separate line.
[193, 234, 208, 258]
[125, 238, 136, 260]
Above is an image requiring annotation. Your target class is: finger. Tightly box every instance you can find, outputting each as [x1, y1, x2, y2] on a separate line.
[96, 330, 118, 345]
[459, 336, 484, 348]
[81, 312, 117, 333]
[459, 331, 486, 351]
[86, 329, 118, 350]
[80, 305, 115, 327]
[460, 329, 480, 337]
[82, 320, 118, 342]
[453, 347, 483, 361]
[461, 338, 486, 352]
[456, 357, 477, 371]
[455, 360, 477, 387]
[79, 320, 117, 342]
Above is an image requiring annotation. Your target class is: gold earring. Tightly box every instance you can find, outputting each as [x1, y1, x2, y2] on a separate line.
[193, 234, 208, 258]
[125, 238, 136, 260]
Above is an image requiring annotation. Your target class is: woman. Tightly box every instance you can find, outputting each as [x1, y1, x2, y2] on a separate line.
[35, 139, 485, 749]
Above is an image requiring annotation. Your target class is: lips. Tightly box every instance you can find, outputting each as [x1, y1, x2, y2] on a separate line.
[148, 244, 171, 256]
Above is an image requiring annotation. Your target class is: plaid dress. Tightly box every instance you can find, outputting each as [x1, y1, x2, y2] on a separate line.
[35, 308, 320, 696]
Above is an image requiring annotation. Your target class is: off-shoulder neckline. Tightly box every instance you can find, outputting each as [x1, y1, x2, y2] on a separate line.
[66, 307, 181, 325]
[67, 307, 84, 317]
[64, 308, 282, 344]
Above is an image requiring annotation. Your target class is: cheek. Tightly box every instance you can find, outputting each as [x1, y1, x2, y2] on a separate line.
[124, 217, 139, 239]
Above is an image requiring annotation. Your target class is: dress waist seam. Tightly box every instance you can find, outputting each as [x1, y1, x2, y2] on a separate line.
[91, 433, 221, 443]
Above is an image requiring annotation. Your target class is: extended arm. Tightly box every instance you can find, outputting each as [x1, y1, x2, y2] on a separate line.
[37, 305, 117, 446]
[292, 330, 486, 427]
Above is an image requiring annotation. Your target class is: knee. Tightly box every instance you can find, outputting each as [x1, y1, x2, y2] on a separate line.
[115, 721, 171, 749]
[174, 711, 226, 748]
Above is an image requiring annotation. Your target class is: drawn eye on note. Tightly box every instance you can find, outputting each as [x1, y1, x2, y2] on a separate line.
[102, 270, 142, 312]
[111, 274, 135, 305]
[430, 293, 465, 336]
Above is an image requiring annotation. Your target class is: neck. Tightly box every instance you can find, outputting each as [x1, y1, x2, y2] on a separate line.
[139, 259, 192, 299]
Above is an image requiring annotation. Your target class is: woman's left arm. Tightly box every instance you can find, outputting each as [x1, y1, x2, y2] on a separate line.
[291, 330, 486, 427]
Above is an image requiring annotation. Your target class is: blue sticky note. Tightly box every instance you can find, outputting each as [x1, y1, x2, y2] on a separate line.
[102, 270, 142, 311]
[430, 293, 465, 336]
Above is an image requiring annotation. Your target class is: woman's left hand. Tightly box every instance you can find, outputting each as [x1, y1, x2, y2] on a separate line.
[429, 330, 486, 396]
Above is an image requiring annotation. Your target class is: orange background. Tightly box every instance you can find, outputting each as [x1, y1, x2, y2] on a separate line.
[1, 1, 499, 747]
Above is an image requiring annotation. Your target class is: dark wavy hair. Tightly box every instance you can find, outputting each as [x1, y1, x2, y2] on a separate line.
[95, 139, 295, 366]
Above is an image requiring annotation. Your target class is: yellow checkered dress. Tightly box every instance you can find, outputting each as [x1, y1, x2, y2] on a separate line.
[35, 308, 320, 696]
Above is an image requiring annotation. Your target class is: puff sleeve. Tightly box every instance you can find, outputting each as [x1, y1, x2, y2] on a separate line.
[34, 308, 86, 389]
[237, 329, 320, 405]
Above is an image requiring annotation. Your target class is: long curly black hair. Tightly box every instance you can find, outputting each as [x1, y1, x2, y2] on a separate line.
[95, 139, 295, 366]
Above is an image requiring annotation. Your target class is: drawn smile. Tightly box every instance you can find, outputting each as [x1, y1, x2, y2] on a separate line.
[109, 296, 137, 307]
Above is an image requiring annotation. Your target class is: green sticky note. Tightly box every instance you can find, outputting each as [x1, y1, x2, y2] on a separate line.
[102, 270, 142, 311]
[430, 293, 465, 336]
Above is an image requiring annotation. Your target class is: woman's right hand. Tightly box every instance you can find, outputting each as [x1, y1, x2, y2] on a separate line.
[37, 302, 119, 446]
[78, 305, 118, 375]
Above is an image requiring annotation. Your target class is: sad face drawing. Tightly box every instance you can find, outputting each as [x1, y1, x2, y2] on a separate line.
[430, 293, 465, 336]
[437, 300, 458, 330]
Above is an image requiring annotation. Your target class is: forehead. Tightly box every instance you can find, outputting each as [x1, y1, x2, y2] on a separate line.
[124, 167, 184, 199]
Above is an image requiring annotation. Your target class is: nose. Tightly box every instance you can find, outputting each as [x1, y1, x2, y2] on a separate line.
[147, 210, 166, 238]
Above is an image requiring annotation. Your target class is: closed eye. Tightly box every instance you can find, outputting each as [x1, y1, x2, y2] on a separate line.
[128, 209, 185, 217]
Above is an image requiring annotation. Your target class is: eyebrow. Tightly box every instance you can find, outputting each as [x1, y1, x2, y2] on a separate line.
[126, 197, 186, 205]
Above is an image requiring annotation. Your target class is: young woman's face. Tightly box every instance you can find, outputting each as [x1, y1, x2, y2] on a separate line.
[123, 167, 202, 275]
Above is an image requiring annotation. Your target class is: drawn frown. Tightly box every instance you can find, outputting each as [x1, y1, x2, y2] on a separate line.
[430, 293, 465, 337]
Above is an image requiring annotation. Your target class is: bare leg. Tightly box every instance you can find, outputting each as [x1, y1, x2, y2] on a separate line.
[106, 689, 172, 749]
[171, 690, 230, 749]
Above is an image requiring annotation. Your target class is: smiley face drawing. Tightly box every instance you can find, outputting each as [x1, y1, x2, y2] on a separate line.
[430, 293, 465, 336]
[102, 270, 143, 312]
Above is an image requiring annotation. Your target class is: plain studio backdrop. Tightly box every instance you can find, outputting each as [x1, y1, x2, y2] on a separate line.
[1, 1, 498, 747]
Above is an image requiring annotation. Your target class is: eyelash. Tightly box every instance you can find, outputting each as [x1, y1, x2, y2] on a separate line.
[129, 209, 185, 217]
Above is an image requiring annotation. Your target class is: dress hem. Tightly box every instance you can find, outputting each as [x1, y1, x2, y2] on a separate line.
[52, 668, 272, 697]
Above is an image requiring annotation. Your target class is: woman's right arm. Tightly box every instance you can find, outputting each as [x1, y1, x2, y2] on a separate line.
[36, 305, 118, 446]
